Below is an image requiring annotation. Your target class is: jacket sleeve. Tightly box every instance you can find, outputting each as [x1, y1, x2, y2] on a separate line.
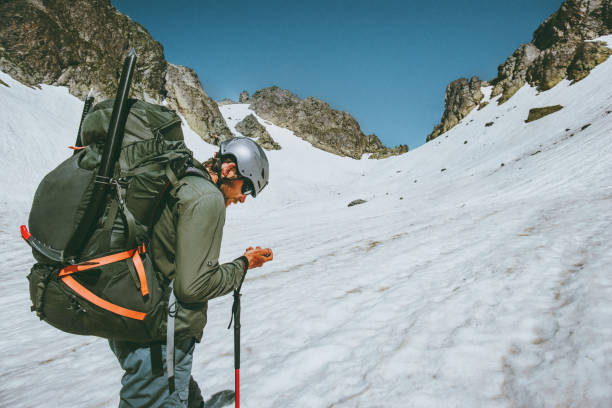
[172, 190, 247, 305]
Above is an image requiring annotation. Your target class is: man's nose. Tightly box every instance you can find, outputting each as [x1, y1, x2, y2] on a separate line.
[239, 195, 246, 203]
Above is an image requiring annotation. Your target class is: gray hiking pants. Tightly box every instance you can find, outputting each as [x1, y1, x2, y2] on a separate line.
[109, 339, 203, 408]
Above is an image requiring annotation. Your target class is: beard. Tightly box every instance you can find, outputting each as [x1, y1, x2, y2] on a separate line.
[219, 179, 238, 207]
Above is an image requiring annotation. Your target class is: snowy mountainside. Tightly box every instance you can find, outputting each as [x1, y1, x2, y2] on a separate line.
[0, 36, 611, 408]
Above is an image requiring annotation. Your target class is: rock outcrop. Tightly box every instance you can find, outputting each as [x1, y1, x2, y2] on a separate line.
[0, 0, 232, 144]
[501, 0, 612, 95]
[426, 77, 486, 142]
[248, 86, 408, 159]
[239, 90, 249, 103]
[566, 40, 612, 81]
[427, 0, 611, 142]
[165, 64, 232, 143]
[490, 44, 541, 104]
[525, 105, 564, 123]
[235, 114, 281, 150]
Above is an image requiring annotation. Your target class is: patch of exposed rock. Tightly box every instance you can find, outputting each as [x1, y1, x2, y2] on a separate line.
[525, 105, 564, 122]
[348, 199, 367, 207]
[239, 91, 249, 103]
[235, 114, 281, 150]
[427, 77, 486, 142]
[248, 86, 408, 159]
[427, 0, 611, 142]
[0, 0, 231, 144]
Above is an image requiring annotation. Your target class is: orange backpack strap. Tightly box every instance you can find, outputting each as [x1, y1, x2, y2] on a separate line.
[59, 248, 138, 276]
[57, 244, 150, 319]
[61, 276, 146, 320]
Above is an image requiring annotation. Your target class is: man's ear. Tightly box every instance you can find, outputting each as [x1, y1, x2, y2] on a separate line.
[221, 161, 237, 178]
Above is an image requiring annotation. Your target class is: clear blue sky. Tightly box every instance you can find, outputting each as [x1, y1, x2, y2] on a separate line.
[113, 0, 563, 149]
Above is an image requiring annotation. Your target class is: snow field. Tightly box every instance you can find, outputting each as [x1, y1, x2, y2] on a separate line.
[0, 35, 611, 407]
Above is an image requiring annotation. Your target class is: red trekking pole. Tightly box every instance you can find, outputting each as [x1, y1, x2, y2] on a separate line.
[229, 273, 246, 408]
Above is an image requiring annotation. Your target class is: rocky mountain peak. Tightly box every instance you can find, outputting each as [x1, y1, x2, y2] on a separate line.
[0, 0, 232, 144]
[250, 86, 302, 108]
[427, 0, 611, 142]
[248, 87, 408, 159]
[532, 0, 612, 49]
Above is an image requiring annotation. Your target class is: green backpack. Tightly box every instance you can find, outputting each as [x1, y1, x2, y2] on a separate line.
[23, 99, 198, 343]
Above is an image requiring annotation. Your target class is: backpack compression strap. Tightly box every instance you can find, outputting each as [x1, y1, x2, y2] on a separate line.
[59, 244, 149, 296]
[54, 244, 150, 321]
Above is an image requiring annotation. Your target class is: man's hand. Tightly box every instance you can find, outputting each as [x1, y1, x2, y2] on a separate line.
[243, 246, 274, 269]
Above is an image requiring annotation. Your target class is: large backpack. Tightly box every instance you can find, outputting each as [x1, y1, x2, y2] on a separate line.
[23, 99, 199, 343]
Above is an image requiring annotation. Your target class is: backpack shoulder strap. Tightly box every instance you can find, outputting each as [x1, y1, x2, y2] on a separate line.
[148, 165, 212, 231]
[167, 166, 211, 196]
[182, 166, 210, 181]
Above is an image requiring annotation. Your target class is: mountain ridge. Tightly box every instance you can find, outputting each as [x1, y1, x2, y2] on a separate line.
[0, 0, 406, 160]
[241, 86, 408, 159]
[427, 0, 612, 142]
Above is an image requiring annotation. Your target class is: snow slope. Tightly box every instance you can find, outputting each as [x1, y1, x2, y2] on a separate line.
[1, 35, 611, 407]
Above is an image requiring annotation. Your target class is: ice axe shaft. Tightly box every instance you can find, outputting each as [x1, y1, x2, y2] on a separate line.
[64, 48, 137, 261]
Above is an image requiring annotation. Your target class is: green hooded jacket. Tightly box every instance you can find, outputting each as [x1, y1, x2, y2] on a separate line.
[151, 173, 247, 342]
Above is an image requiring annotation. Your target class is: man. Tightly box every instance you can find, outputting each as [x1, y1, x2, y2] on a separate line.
[109, 137, 274, 407]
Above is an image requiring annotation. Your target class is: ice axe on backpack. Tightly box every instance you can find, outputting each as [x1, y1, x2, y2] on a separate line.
[21, 48, 138, 263]
[64, 48, 138, 261]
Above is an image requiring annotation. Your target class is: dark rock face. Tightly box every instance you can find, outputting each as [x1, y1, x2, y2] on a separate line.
[0, 0, 231, 144]
[427, 0, 611, 142]
[235, 114, 281, 150]
[426, 77, 486, 142]
[249, 86, 407, 159]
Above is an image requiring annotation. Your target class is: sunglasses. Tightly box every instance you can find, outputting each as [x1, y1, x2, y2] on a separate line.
[241, 178, 254, 196]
